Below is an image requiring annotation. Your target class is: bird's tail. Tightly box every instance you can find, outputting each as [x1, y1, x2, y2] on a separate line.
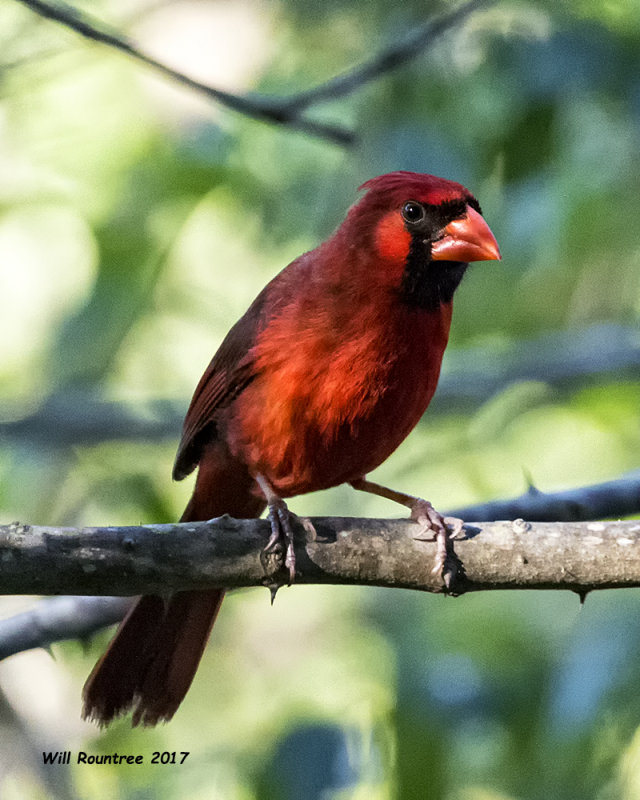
[82, 457, 265, 727]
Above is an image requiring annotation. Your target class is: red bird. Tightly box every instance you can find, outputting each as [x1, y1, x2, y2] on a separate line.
[83, 171, 500, 726]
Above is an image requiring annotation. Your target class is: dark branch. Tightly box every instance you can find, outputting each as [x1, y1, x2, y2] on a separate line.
[449, 473, 640, 523]
[1, 475, 638, 660]
[439, 322, 640, 408]
[14, 0, 352, 144]
[13, 0, 490, 146]
[0, 596, 132, 660]
[277, 0, 490, 114]
[0, 393, 177, 446]
[0, 516, 639, 599]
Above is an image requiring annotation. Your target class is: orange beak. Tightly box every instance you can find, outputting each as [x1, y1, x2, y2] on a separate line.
[430, 206, 501, 263]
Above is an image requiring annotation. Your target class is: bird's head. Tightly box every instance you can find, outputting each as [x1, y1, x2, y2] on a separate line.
[342, 171, 500, 310]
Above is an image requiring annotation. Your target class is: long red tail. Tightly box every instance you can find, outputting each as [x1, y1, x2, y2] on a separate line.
[82, 456, 265, 726]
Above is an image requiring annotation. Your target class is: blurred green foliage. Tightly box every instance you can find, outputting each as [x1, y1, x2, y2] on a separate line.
[0, 0, 639, 798]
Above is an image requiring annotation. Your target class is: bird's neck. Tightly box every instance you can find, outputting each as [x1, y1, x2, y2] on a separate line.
[401, 257, 468, 311]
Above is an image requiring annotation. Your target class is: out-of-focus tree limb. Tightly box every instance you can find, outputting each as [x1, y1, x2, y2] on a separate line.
[274, 0, 490, 114]
[448, 473, 640, 522]
[13, 0, 351, 144]
[442, 322, 640, 407]
[0, 393, 177, 447]
[2, 323, 637, 447]
[13, 0, 489, 146]
[0, 596, 132, 660]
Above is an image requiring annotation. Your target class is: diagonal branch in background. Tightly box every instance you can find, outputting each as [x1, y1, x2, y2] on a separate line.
[276, 0, 490, 115]
[14, 0, 490, 146]
[448, 474, 640, 523]
[14, 0, 349, 144]
[0, 596, 132, 660]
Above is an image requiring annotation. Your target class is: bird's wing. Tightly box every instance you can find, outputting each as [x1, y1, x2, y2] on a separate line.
[172, 288, 269, 481]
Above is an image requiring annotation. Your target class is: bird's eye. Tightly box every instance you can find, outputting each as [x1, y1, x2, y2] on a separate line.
[401, 201, 426, 225]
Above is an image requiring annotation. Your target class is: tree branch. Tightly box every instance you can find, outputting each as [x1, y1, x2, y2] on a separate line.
[13, 0, 490, 146]
[0, 596, 132, 660]
[449, 474, 640, 523]
[1, 516, 639, 600]
[440, 322, 640, 408]
[1, 475, 638, 660]
[275, 0, 490, 115]
[0, 496, 640, 659]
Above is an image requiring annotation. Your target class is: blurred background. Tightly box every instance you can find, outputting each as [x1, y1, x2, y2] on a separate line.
[1, 0, 639, 797]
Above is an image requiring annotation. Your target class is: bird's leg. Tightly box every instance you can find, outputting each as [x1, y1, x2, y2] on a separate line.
[255, 474, 298, 586]
[349, 477, 465, 592]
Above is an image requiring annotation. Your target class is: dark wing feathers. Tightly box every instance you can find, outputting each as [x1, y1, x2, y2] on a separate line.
[172, 288, 269, 481]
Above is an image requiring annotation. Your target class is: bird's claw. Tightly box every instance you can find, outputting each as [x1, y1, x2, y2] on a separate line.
[261, 499, 315, 588]
[411, 500, 462, 540]
[410, 499, 466, 593]
[262, 497, 296, 585]
[444, 516, 465, 540]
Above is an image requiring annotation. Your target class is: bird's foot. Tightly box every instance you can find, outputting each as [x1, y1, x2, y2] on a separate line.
[256, 472, 316, 590]
[411, 499, 466, 593]
[261, 495, 298, 585]
[262, 506, 316, 601]
[349, 477, 466, 594]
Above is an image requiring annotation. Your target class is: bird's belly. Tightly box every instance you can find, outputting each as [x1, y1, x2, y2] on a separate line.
[225, 312, 448, 497]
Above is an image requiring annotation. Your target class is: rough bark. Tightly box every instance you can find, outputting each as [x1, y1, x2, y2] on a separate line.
[1, 516, 639, 597]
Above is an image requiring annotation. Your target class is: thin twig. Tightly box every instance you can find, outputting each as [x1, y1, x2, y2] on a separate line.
[279, 0, 490, 114]
[13, 0, 490, 145]
[14, 0, 352, 144]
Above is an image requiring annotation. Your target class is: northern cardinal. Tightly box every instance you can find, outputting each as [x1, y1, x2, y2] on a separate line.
[83, 171, 500, 726]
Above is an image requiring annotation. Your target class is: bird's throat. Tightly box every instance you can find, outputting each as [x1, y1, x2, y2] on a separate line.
[400, 237, 468, 311]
